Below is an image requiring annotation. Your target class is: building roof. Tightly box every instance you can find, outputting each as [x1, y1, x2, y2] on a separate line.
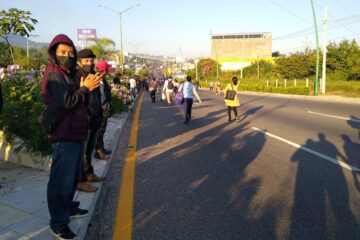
[211, 32, 272, 39]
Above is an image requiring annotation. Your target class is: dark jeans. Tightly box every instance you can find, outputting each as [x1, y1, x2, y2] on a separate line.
[47, 141, 84, 228]
[80, 127, 100, 182]
[150, 90, 156, 102]
[183, 98, 193, 122]
[96, 117, 108, 151]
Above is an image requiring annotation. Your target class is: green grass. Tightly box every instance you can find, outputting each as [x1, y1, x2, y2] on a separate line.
[199, 75, 360, 97]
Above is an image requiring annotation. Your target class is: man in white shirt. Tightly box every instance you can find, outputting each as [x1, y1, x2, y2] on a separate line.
[129, 77, 137, 96]
[162, 77, 175, 105]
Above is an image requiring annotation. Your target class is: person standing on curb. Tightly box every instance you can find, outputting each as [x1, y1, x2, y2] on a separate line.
[94, 60, 113, 160]
[178, 76, 202, 124]
[41, 34, 102, 240]
[162, 76, 175, 105]
[224, 76, 240, 122]
[76, 49, 105, 193]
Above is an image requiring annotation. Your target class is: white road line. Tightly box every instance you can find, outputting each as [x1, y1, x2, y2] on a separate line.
[308, 110, 360, 123]
[251, 127, 360, 172]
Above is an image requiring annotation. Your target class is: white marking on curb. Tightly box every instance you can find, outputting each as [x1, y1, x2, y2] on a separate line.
[308, 111, 360, 123]
[251, 127, 360, 172]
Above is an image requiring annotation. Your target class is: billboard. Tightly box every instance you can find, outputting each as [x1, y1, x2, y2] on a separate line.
[77, 29, 97, 41]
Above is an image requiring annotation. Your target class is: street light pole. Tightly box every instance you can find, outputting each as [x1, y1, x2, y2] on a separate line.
[99, 4, 140, 72]
[310, 0, 320, 96]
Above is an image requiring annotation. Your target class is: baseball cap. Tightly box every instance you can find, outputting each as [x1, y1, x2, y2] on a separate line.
[96, 60, 111, 71]
[78, 49, 96, 59]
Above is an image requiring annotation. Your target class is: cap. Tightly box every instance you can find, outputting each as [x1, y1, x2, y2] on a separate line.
[96, 60, 111, 71]
[78, 49, 96, 59]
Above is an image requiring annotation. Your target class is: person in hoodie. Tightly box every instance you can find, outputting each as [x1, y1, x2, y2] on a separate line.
[41, 34, 101, 240]
[76, 49, 105, 193]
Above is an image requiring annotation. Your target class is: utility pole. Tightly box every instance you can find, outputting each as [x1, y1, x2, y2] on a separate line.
[257, 56, 260, 79]
[310, 0, 320, 96]
[321, 6, 328, 95]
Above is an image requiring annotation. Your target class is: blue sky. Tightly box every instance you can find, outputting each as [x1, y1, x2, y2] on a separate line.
[1, 0, 360, 57]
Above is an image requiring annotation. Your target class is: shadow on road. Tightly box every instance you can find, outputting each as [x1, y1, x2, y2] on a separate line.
[290, 133, 359, 240]
[347, 116, 360, 139]
[133, 95, 278, 239]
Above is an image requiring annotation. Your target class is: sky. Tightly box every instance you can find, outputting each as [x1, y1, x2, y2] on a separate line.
[1, 0, 360, 58]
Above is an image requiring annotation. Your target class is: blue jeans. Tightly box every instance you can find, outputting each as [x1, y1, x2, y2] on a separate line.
[183, 98, 193, 122]
[47, 141, 84, 228]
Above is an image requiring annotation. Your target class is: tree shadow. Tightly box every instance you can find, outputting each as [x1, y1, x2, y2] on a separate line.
[289, 133, 359, 240]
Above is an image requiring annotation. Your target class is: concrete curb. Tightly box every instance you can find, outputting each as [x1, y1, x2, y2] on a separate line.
[75, 95, 139, 240]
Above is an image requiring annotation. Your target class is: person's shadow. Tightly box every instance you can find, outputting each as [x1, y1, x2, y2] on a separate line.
[289, 133, 359, 240]
[238, 105, 263, 122]
[347, 116, 360, 139]
[341, 134, 360, 192]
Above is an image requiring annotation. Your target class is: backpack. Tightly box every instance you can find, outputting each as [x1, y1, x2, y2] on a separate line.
[167, 80, 174, 90]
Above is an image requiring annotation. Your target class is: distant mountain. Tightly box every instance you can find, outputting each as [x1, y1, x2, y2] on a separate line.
[0, 34, 48, 49]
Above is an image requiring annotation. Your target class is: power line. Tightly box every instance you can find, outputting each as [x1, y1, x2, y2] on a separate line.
[314, 1, 356, 36]
[335, 0, 354, 16]
[269, 0, 312, 24]
[273, 14, 360, 41]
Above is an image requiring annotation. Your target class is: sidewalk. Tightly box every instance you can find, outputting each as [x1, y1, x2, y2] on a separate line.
[0, 112, 129, 240]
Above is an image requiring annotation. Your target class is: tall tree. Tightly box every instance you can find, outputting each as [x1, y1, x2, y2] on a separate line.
[0, 8, 38, 65]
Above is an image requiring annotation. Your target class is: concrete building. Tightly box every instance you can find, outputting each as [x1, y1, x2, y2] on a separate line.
[211, 32, 272, 71]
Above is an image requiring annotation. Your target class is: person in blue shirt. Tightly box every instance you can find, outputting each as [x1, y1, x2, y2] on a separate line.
[178, 76, 202, 124]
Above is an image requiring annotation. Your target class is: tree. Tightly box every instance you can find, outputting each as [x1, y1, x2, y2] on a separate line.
[197, 58, 219, 78]
[0, 8, 38, 64]
[243, 60, 274, 79]
[90, 37, 115, 59]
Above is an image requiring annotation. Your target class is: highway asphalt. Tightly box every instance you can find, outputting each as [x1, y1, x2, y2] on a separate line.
[88, 90, 360, 240]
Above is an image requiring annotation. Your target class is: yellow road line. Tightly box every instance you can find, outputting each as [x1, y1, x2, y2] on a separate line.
[113, 94, 144, 240]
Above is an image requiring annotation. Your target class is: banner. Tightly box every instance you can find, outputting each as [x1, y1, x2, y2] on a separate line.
[77, 29, 97, 41]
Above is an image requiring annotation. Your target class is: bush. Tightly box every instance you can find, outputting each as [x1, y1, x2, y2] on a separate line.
[0, 74, 51, 154]
[238, 84, 310, 95]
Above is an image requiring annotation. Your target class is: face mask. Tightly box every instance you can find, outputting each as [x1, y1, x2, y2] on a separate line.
[56, 56, 76, 70]
[82, 64, 95, 74]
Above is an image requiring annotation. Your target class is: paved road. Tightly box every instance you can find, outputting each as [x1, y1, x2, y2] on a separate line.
[87, 90, 360, 240]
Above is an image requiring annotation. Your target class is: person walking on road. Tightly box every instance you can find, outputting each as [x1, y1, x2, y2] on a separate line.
[148, 78, 157, 103]
[215, 79, 221, 95]
[76, 49, 104, 193]
[209, 80, 214, 92]
[129, 77, 137, 97]
[224, 76, 240, 122]
[41, 34, 102, 240]
[179, 76, 202, 124]
[162, 76, 175, 105]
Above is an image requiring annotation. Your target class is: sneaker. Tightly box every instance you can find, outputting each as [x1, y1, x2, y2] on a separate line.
[49, 225, 78, 240]
[71, 201, 80, 209]
[77, 182, 98, 192]
[70, 208, 89, 219]
[102, 148, 112, 155]
[87, 173, 105, 182]
[94, 149, 109, 160]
